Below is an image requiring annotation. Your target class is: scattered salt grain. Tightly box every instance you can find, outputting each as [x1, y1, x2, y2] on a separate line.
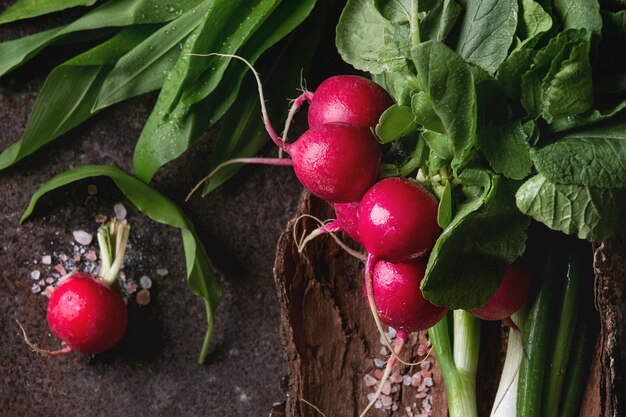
[31, 284, 41, 294]
[30, 270, 40, 280]
[374, 369, 384, 379]
[387, 327, 396, 339]
[420, 361, 431, 371]
[417, 343, 428, 356]
[367, 393, 376, 402]
[416, 392, 427, 399]
[136, 289, 151, 305]
[381, 380, 391, 395]
[403, 375, 412, 386]
[406, 407, 412, 413]
[140, 275, 152, 289]
[54, 264, 67, 276]
[392, 403, 398, 412]
[73, 254, 81, 262]
[390, 372, 403, 384]
[95, 214, 107, 223]
[38, 279, 45, 287]
[73, 230, 93, 246]
[125, 282, 138, 294]
[44, 286, 55, 298]
[41, 255, 52, 265]
[45, 278, 54, 284]
[114, 203, 127, 220]
[59, 254, 68, 261]
[411, 373, 422, 387]
[423, 377, 433, 387]
[156, 268, 168, 277]
[363, 374, 377, 387]
[86, 250, 97, 261]
[420, 370, 432, 378]
[87, 184, 98, 196]
[373, 358, 386, 368]
[374, 400, 382, 410]
[381, 395, 392, 407]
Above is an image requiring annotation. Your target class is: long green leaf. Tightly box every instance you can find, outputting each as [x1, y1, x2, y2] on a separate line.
[0, 0, 204, 77]
[93, 4, 208, 110]
[20, 165, 222, 364]
[203, 0, 326, 194]
[133, 0, 316, 183]
[0, 0, 96, 25]
[0, 27, 158, 171]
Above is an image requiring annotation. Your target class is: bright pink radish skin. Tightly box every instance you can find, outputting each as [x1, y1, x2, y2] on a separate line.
[469, 261, 532, 321]
[188, 55, 383, 204]
[358, 178, 441, 263]
[333, 201, 360, 242]
[370, 259, 448, 333]
[307, 75, 393, 129]
[47, 272, 128, 354]
[288, 123, 381, 203]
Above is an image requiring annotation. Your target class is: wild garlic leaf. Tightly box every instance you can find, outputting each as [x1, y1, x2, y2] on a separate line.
[549, 100, 626, 133]
[412, 41, 476, 173]
[516, 0, 552, 49]
[0, 27, 156, 171]
[456, 0, 518, 75]
[516, 174, 626, 241]
[0, 0, 96, 25]
[532, 121, 626, 188]
[20, 164, 222, 364]
[478, 120, 533, 180]
[411, 91, 444, 133]
[133, 0, 316, 183]
[423, 172, 529, 309]
[0, 0, 204, 77]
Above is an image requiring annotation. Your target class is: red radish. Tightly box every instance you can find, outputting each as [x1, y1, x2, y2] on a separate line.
[21, 219, 131, 357]
[288, 123, 381, 202]
[47, 273, 128, 354]
[186, 54, 383, 204]
[307, 75, 393, 129]
[370, 259, 448, 333]
[360, 257, 447, 417]
[469, 260, 532, 321]
[333, 201, 360, 242]
[358, 178, 440, 263]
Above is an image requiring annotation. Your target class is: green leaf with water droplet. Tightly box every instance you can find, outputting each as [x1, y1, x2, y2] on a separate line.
[0, 0, 96, 25]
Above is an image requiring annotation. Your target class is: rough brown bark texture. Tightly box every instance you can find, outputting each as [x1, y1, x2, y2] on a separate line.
[594, 238, 626, 417]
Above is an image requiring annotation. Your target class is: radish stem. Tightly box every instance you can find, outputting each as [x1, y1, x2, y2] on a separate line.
[97, 219, 131, 286]
[282, 91, 314, 144]
[429, 313, 478, 417]
[491, 308, 527, 417]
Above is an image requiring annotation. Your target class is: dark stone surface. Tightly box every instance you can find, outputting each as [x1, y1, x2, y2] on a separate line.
[0, 3, 353, 415]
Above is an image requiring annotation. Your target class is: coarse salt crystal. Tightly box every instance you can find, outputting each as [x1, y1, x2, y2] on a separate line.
[44, 286, 55, 298]
[423, 377, 433, 387]
[416, 392, 427, 399]
[95, 214, 107, 223]
[403, 375, 412, 386]
[390, 372, 403, 384]
[381, 395, 392, 407]
[54, 264, 67, 276]
[114, 203, 127, 220]
[45, 278, 54, 284]
[391, 403, 398, 411]
[374, 369, 384, 379]
[381, 380, 391, 395]
[420, 361, 431, 371]
[411, 373, 422, 386]
[73, 230, 93, 246]
[156, 268, 168, 276]
[367, 393, 376, 402]
[387, 327, 396, 339]
[136, 289, 151, 305]
[140, 276, 152, 289]
[86, 250, 97, 261]
[373, 358, 386, 368]
[30, 270, 40, 280]
[374, 400, 382, 410]
[59, 254, 68, 261]
[41, 255, 52, 265]
[31, 284, 41, 294]
[363, 374, 377, 387]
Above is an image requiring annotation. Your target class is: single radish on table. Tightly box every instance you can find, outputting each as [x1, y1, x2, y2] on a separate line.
[468, 260, 532, 321]
[21, 219, 131, 356]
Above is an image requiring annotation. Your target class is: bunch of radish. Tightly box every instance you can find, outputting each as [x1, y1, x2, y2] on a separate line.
[21, 219, 131, 357]
[192, 55, 533, 416]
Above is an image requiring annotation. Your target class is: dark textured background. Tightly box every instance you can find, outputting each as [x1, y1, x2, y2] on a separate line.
[0, 3, 348, 416]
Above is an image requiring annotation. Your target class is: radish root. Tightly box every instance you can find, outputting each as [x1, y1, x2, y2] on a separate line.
[185, 157, 294, 202]
[299, 398, 327, 417]
[293, 214, 366, 262]
[16, 320, 72, 357]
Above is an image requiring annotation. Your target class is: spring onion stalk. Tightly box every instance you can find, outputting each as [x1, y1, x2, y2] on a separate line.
[517, 247, 559, 417]
[429, 311, 479, 417]
[490, 308, 527, 417]
[542, 250, 587, 417]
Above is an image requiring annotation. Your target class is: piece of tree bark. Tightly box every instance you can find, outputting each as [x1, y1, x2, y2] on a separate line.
[273, 192, 446, 417]
[593, 238, 626, 417]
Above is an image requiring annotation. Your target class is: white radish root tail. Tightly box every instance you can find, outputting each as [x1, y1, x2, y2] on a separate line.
[16, 320, 72, 357]
[299, 398, 327, 417]
[293, 214, 366, 262]
[185, 157, 294, 202]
